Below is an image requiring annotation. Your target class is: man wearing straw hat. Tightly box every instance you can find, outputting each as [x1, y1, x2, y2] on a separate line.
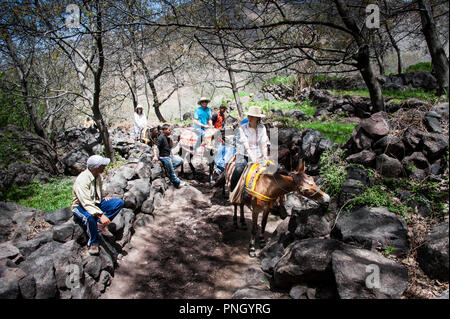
[229, 105, 270, 192]
[193, 96, 213, 152]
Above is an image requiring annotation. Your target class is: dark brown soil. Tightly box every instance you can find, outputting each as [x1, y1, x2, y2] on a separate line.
[101, 166, 285, 299]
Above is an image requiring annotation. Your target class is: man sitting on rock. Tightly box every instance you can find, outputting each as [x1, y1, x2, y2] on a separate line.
[71, 155, 124, 255]
[153, 124, 185, 188]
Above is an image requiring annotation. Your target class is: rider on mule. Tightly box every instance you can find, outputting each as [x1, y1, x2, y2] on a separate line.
[229, 105, 270, 194]
[193, 97, 213, 153]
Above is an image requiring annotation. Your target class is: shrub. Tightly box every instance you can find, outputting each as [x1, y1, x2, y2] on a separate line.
[319, 148, 347, 197]
[404, 62, 432, 73]
[4, 178, 74, 212]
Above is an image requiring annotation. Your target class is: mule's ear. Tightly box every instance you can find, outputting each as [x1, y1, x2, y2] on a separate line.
[296, 159, 305, 173]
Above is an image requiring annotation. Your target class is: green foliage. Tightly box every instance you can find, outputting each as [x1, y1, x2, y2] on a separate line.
[105, 152, 126, 171]
[310, 74, 341, 85]
[332, 88, 445, 103]
[3, 178, 74, 212]
[0, 131, 26, 169]
[404, 62, 432, 73]
[319, 148, 347, 197]
[250, 99, 317, 118]
[348, 184, 408, 217]
[264, 75, 294, 86]
[383, 245, 395, 256]
[278, 117, 356, 144]
[0, 73, 30, 130]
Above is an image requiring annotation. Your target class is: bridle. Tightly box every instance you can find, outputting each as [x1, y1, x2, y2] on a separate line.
[272, 172, 321, 199]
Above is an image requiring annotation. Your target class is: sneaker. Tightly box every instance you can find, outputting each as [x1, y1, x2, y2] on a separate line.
[176, 181, 186, 188]
[88, 244, 99, 255]
[97, 223, 114, 237]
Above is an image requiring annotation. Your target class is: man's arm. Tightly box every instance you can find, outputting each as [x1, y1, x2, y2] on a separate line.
[73, 181, 103, 217]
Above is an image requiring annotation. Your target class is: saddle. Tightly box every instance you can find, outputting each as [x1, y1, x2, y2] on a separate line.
[227, 156, 277, 206]
[244, 160, 276, 204]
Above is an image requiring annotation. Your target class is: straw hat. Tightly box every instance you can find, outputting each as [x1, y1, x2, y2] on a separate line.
[198, 97, 210, 105]
[246, 105, 265, 118]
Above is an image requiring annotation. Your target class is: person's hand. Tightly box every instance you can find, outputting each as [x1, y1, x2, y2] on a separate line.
[99, 214, 111, 226]
[103, 197, 111, 201]
[153, 156, 159, 164]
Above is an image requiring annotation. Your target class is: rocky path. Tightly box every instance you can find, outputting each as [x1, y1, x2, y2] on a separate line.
[101, 165, 286, 299]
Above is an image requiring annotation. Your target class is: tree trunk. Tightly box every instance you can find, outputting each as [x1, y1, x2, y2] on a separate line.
[357, 45, 385, 113]
[384, 21, 403, 74]
[148, 78, 166, 122]
[417, 0, 449, 95]
[334, 0, 385, 113]
[92, 1, 115, 162]
[228, 68, 244, 118]
[5, 34, 47, 139]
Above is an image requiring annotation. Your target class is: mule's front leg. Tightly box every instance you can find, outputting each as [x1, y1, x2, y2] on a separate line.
[233, 204, 238, 229]
[259, 210, 270, 249]
[249, 209, 260, 258]
[239, 204, 247, 230]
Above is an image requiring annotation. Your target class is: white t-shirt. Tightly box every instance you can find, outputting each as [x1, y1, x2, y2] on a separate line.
[238, 122, 269, 161]
[134, 112, 147, 130]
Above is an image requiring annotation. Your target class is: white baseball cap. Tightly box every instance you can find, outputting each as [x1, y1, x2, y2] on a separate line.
[87, 155, 110, 169]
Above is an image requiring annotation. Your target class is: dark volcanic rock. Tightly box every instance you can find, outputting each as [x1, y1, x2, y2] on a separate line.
[332, 246, 409, 299]
[273, 238, 344, 289]
[331, 207, 410, 256]
[417, 222, 449, 281]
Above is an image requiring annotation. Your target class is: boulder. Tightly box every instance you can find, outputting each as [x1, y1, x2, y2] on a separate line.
[18, 275, 36, 299]
[344, 126, 373, 155]
[376, 154, 403, 178]
[62, 148, 90, 176]
[123, 178, 151, 210]
[289, 200, 334, 239]
[331, 207, 410, 256]
[360, 112, 390, 138]
[424, 116, 442, 134]
[372, 136, 405, 159]
[52, 222, 75, 243]
[422, 133, 448, 160]
[0, 243, 21, 261]
[401, 152, 430, 171]
[417, 222, 449, 281]
[402, 126, 424, 153]
[0, 278, 19, 299]
[431, 102, 449, 120]
[273, 238, 344, 289]
[331, 247, 409, 299]
[232, 287, 283, 299]
[346, 150, 376, 166]
[44, 207, 73, 226]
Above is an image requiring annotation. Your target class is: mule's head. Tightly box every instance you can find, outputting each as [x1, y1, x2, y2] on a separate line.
[203, 128, 222, 150]
[292, 160, 330, 206]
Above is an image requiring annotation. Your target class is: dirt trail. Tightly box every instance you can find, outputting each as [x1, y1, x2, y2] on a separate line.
[102, 164, 285, 299]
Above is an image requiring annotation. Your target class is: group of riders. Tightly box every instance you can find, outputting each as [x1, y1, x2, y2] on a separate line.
[134, 97, 271, 192]
[73, 97, 328, 257]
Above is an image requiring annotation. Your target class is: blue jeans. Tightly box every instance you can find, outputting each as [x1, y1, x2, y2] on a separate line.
[160, 155, 184, 186]
[73, 198, 124, 246]
[194, 127, 205, 152]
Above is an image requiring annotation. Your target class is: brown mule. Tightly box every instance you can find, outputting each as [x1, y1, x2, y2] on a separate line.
[228, 160, 330, 257]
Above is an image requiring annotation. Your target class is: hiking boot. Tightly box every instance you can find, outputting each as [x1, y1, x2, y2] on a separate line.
[88, 244, 99, 256]
[97, 223, 114, 237]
